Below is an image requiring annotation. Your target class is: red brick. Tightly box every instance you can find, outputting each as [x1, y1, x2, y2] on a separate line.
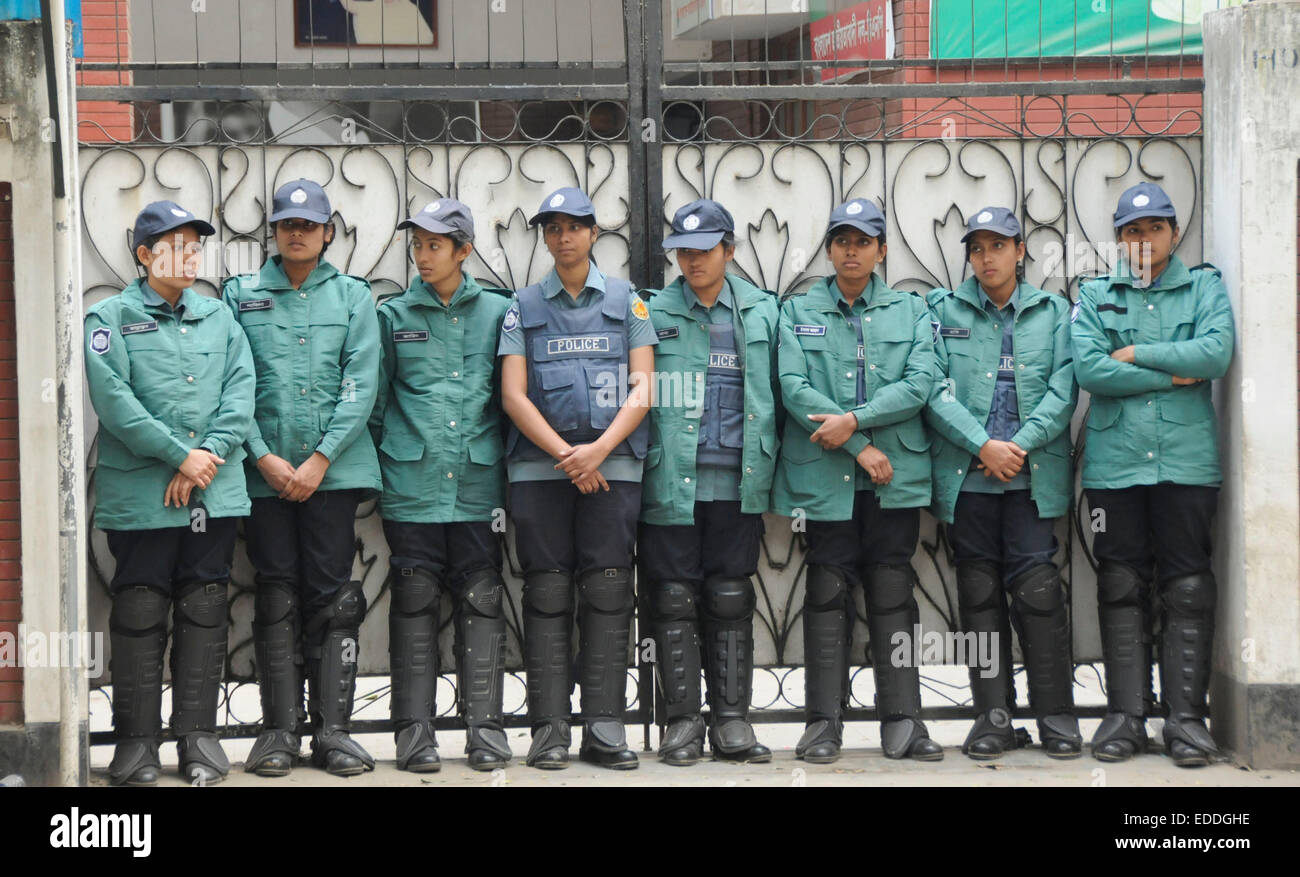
[0, 701, 22, 724]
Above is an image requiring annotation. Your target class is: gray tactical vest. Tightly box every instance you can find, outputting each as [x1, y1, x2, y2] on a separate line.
[696, 321, 744, 469]
[506, 276, 650, 462]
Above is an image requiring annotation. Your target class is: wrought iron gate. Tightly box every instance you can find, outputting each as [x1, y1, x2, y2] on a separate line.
[78, 0, 1204, 746]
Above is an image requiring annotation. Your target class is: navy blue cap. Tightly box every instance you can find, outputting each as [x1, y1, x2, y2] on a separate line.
[961, 206, 1022, 243]
[662, 199, 734, 251]
[1113, 182, 1177, 228]
[528, 187, 596, 227]
[826, 198, 885, 239]
[269, 179, 332, 224]
[399, 197, 475, 241]
[131, 200, 215, 251]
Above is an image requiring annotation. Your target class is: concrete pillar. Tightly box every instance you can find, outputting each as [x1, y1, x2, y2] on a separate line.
[1203, 0, 1300, 769]
[0, 10, 87, 786]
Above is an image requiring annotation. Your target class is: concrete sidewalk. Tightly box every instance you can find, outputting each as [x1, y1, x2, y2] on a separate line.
[88, 725, 1299, 787]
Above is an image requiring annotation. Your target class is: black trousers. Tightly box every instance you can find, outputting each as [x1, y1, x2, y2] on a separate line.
[639, 501, 763, 584]
[804, 489, 919, 581]
[382, 519, 502, 590]
[246, 488, 365, 620]
[1085, 484, 1219, 580]
[509, 479, 641, 576]
[105, 518, 239, 593]
[949, 490, 1060, 582]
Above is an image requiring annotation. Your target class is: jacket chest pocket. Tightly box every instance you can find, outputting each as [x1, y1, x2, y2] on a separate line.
[239, 308, 289, 372]
[865, 319, 913, 383]
[1097, 310, 1134, 347]
[1012, 343, 1052, 385]
[310, 316, 351, 372]
[395, 336, 437, 383]
[123, 331, 177, 399]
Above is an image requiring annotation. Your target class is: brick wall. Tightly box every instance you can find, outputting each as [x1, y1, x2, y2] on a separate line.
[0, 183, 20, 726]
[76, 0, 132, 143]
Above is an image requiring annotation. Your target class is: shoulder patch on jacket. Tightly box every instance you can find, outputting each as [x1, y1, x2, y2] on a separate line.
[90, 327, 111, 355]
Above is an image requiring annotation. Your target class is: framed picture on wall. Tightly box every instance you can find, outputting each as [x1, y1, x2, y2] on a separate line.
[295, 0, 438, 48]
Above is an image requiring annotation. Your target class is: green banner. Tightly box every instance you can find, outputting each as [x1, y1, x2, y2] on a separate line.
[929, 0, 1220, 58]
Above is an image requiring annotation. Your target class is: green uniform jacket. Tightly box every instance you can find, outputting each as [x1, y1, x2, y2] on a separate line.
[369, 273, 511, 523]
[640, 275, 782, 525]
[222, 257, 382, 498]
[773, 274, 934, 520]
[1071, 256, 1234, 490]
[85, 280, 255, 530]
[924, 278, 1077, 523]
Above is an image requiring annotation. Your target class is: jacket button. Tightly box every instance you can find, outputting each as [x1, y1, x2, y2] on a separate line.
[865, 316, 871, 322]
[452, 371, 459, 378]
[1147, 400, 1152, 406]
[188, 431, 196, 438]
[684, 477, 690, 483]
[1018, 364, 1024, 369]
[300, 388, 307, 395]
[747, 414, 755, 420]
[986, 372, 993, 378]
[746, 467, 753, 474]
[1148, 304, 1154, 310]
[845, 372, 852, 378]
[1032, 463, 1039, 470]
[687, 425, 693, 431]
[300, 293, 307, 299]
[869, 364, 876, 370]
[1147, 452, 1154, 458]
[186, 375, 194, 383]
[447, 472, 455, 478]
[180, 327, 187, 334]
[843, 475, 850, 481]
[451, 317, 459, 324]
[302, 443, 309, 450]
[299, 337, 306, 344]
[957, 468, 963, 475]
[449, 420, 456, 427]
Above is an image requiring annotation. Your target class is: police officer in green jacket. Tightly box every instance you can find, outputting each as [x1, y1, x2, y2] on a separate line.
[369, 199, 514, 772]
[222, 179, 383, 777]
[86, 201, 255, 785]
[639, 199, 778, 766]
[774, 198, 942, 763]
[1072, 182, 1235, 767]
[925, 207, 1082, 760]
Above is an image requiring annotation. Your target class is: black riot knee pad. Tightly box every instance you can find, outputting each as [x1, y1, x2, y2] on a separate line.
[577, 567, 633, 615]
[957, 560, 1002, 612]
[309, 580, 367, 637]
[804, 565, 850, 612]
[701, 575, 755, 622]
[1161, 572, 1216, 618]
[254, 580, 298, 627]
[110, 585, 170, 636]
[173, 581, 228, 629]
[1096, 562, 1148, 608]
[390, 567, 441, 618]
[459, 568, 504, 619]
[865, 563, 915, 615]
[1010, 563, 1066, 617]
[523, 570, 574, 618]
[650, 580, 697, 623]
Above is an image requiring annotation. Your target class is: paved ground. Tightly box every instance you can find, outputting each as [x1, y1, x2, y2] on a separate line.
[87, 723, 1299, 788]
